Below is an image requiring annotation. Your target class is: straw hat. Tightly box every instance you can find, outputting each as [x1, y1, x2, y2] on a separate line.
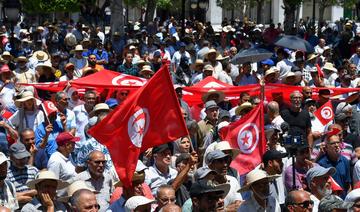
[235, 102, 253, 116]
[322, 62, 337, 73]
[35, 61, 55, 73]
[1, 51, 13, 60]
[191, 59, 204, 69]
[70, 45, 88, 54]
[139, 65, 154, 76]
[282, 72, 302, 84]
[125, 196, 156, 211]
[264, 67, 280, 80]
[32, 51, 49, 62]
[306, 53, 319, 61]
[15, 91, 42, 108]
[201, 89, 225, 103]
[205, 49, 220, 60]
[214, 141, 240, 160]
[58, 180, 98, 202]
[14, 56, 28, 63]
[222, 25, 236, 33]
[27, 170, 69, 190]
[136, 59, 150, 66]
[89, 103, 110, 118]
[238, 169, 280, 192]
[216, 54, 229, 61]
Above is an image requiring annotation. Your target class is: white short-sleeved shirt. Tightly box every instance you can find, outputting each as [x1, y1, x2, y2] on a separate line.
[73, 104, 90, 142]
[47, 151, 76, 183]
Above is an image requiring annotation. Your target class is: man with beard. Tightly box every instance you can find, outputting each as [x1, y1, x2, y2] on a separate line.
[86, 54, 103, 72]
[73, 90, 96, 142]
[262, 150, 288, 209]
[238, 169, 281, 212]
[92, 42, 108, 66]
[317, 134, 351, 198]
[306, 166, 336, 212]
[75, 150, 113, 211]
[280, 91, 313, 146]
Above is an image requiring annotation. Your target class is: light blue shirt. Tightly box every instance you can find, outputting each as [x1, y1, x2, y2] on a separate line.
[144, 164, 178, 195]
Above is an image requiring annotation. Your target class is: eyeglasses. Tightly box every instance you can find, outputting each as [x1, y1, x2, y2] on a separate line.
[158, 197, 176, 204]
[292, 200, 314, 208]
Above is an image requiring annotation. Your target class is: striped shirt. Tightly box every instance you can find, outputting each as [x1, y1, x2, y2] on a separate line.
[7, 164, 38, 192]
[312, 142, 354, 163]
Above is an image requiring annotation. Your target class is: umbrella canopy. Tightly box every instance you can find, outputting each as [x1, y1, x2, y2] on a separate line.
[231, 48, 273, 64]
[274, 35, 314, 53]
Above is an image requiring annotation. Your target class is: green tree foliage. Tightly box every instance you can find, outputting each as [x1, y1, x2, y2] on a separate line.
[216, 0, 244, 11]
[21, 0, 81, 13]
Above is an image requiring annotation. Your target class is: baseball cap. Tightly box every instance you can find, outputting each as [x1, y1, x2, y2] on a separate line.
[105, 98, 118, 109]
[262, 150, 288, 164]
[345, 188, 360, 202]
[9, 142, 31, 159]
[205, 150, 229, 165]
[194, 167, 217, 180]
[319, 195, 353, 211]
[306, 166, 336, 186]
[205, 100, 219, 111]
[152, 143, 173, 155]
[124, 196, 156, 212]
[190, 180, 230, 198]
[260, 59, 274, 66]
[56, 132, 80, 146]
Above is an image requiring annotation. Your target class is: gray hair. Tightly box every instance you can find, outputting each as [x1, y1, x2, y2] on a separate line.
[55, 91, 66, 102]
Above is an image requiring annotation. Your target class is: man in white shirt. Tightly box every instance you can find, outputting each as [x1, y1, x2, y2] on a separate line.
[47, 132, 79, 184]
[73, 90, 96, 142]
[350, 47, 360, 72]
[171, 42, 191, 72]
[276, 48, 294, 80]
[315, 38, 326, 55]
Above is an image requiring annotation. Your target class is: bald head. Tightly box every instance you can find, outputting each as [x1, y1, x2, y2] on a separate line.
[267, 101, 280, 115]
[159, 203, 181, 212]
[285, 190, 312, 211]
[88, 150, 104, 161]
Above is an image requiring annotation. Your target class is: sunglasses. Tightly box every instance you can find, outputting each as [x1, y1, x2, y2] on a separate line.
[292, 200, 314, 208]
[90, 160, 107, 165]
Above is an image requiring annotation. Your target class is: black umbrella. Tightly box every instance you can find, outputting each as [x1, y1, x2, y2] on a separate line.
[230, 47, 273, 64]
[274, 35, 314, 53]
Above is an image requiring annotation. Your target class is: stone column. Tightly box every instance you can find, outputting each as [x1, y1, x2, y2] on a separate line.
[206, 0, 223, 25]
[331, 6, 344, 22]
[271, 0, 284, 24]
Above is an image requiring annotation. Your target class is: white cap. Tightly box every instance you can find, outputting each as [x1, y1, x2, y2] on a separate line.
[345, 188, 360, 202]
[125, 196, 156, 212]
[0, 152, 9, 165]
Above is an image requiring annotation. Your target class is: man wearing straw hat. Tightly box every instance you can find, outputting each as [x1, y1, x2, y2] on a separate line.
[22, 170, 69, 211]
[238, 169, 281, 211]
[13, 56, 35, 84]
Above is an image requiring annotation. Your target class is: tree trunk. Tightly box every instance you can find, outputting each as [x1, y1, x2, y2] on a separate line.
[283, 1, 297, 34]
[318, 5, 326, 27]
[110, 0, 124, 37]
[144, 0, 156, 25]
[256, 0, 264, 24]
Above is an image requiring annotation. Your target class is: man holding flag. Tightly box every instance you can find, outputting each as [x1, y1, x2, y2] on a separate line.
[34, 101, 66, 169]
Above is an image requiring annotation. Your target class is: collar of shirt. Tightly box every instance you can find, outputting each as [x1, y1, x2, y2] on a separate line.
[55, 151, 69, 162]
[82, 169, 104, 181]
[247, 193, 268, 211]
[152, 164, 171, 177]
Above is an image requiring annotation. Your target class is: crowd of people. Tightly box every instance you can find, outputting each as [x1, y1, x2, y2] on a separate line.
[0, 15, 359, 212]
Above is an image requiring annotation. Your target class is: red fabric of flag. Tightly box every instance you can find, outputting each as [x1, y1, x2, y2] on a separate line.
[313, 100, 334, 125]
[225, 102, 266, 175]
[88, 65, 188, 187]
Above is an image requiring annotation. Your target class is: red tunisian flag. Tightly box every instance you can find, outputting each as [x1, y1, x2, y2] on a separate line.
[225, 102, 266, 175]
[88, 65, 188, 187]
[313, 101, 334, 125]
